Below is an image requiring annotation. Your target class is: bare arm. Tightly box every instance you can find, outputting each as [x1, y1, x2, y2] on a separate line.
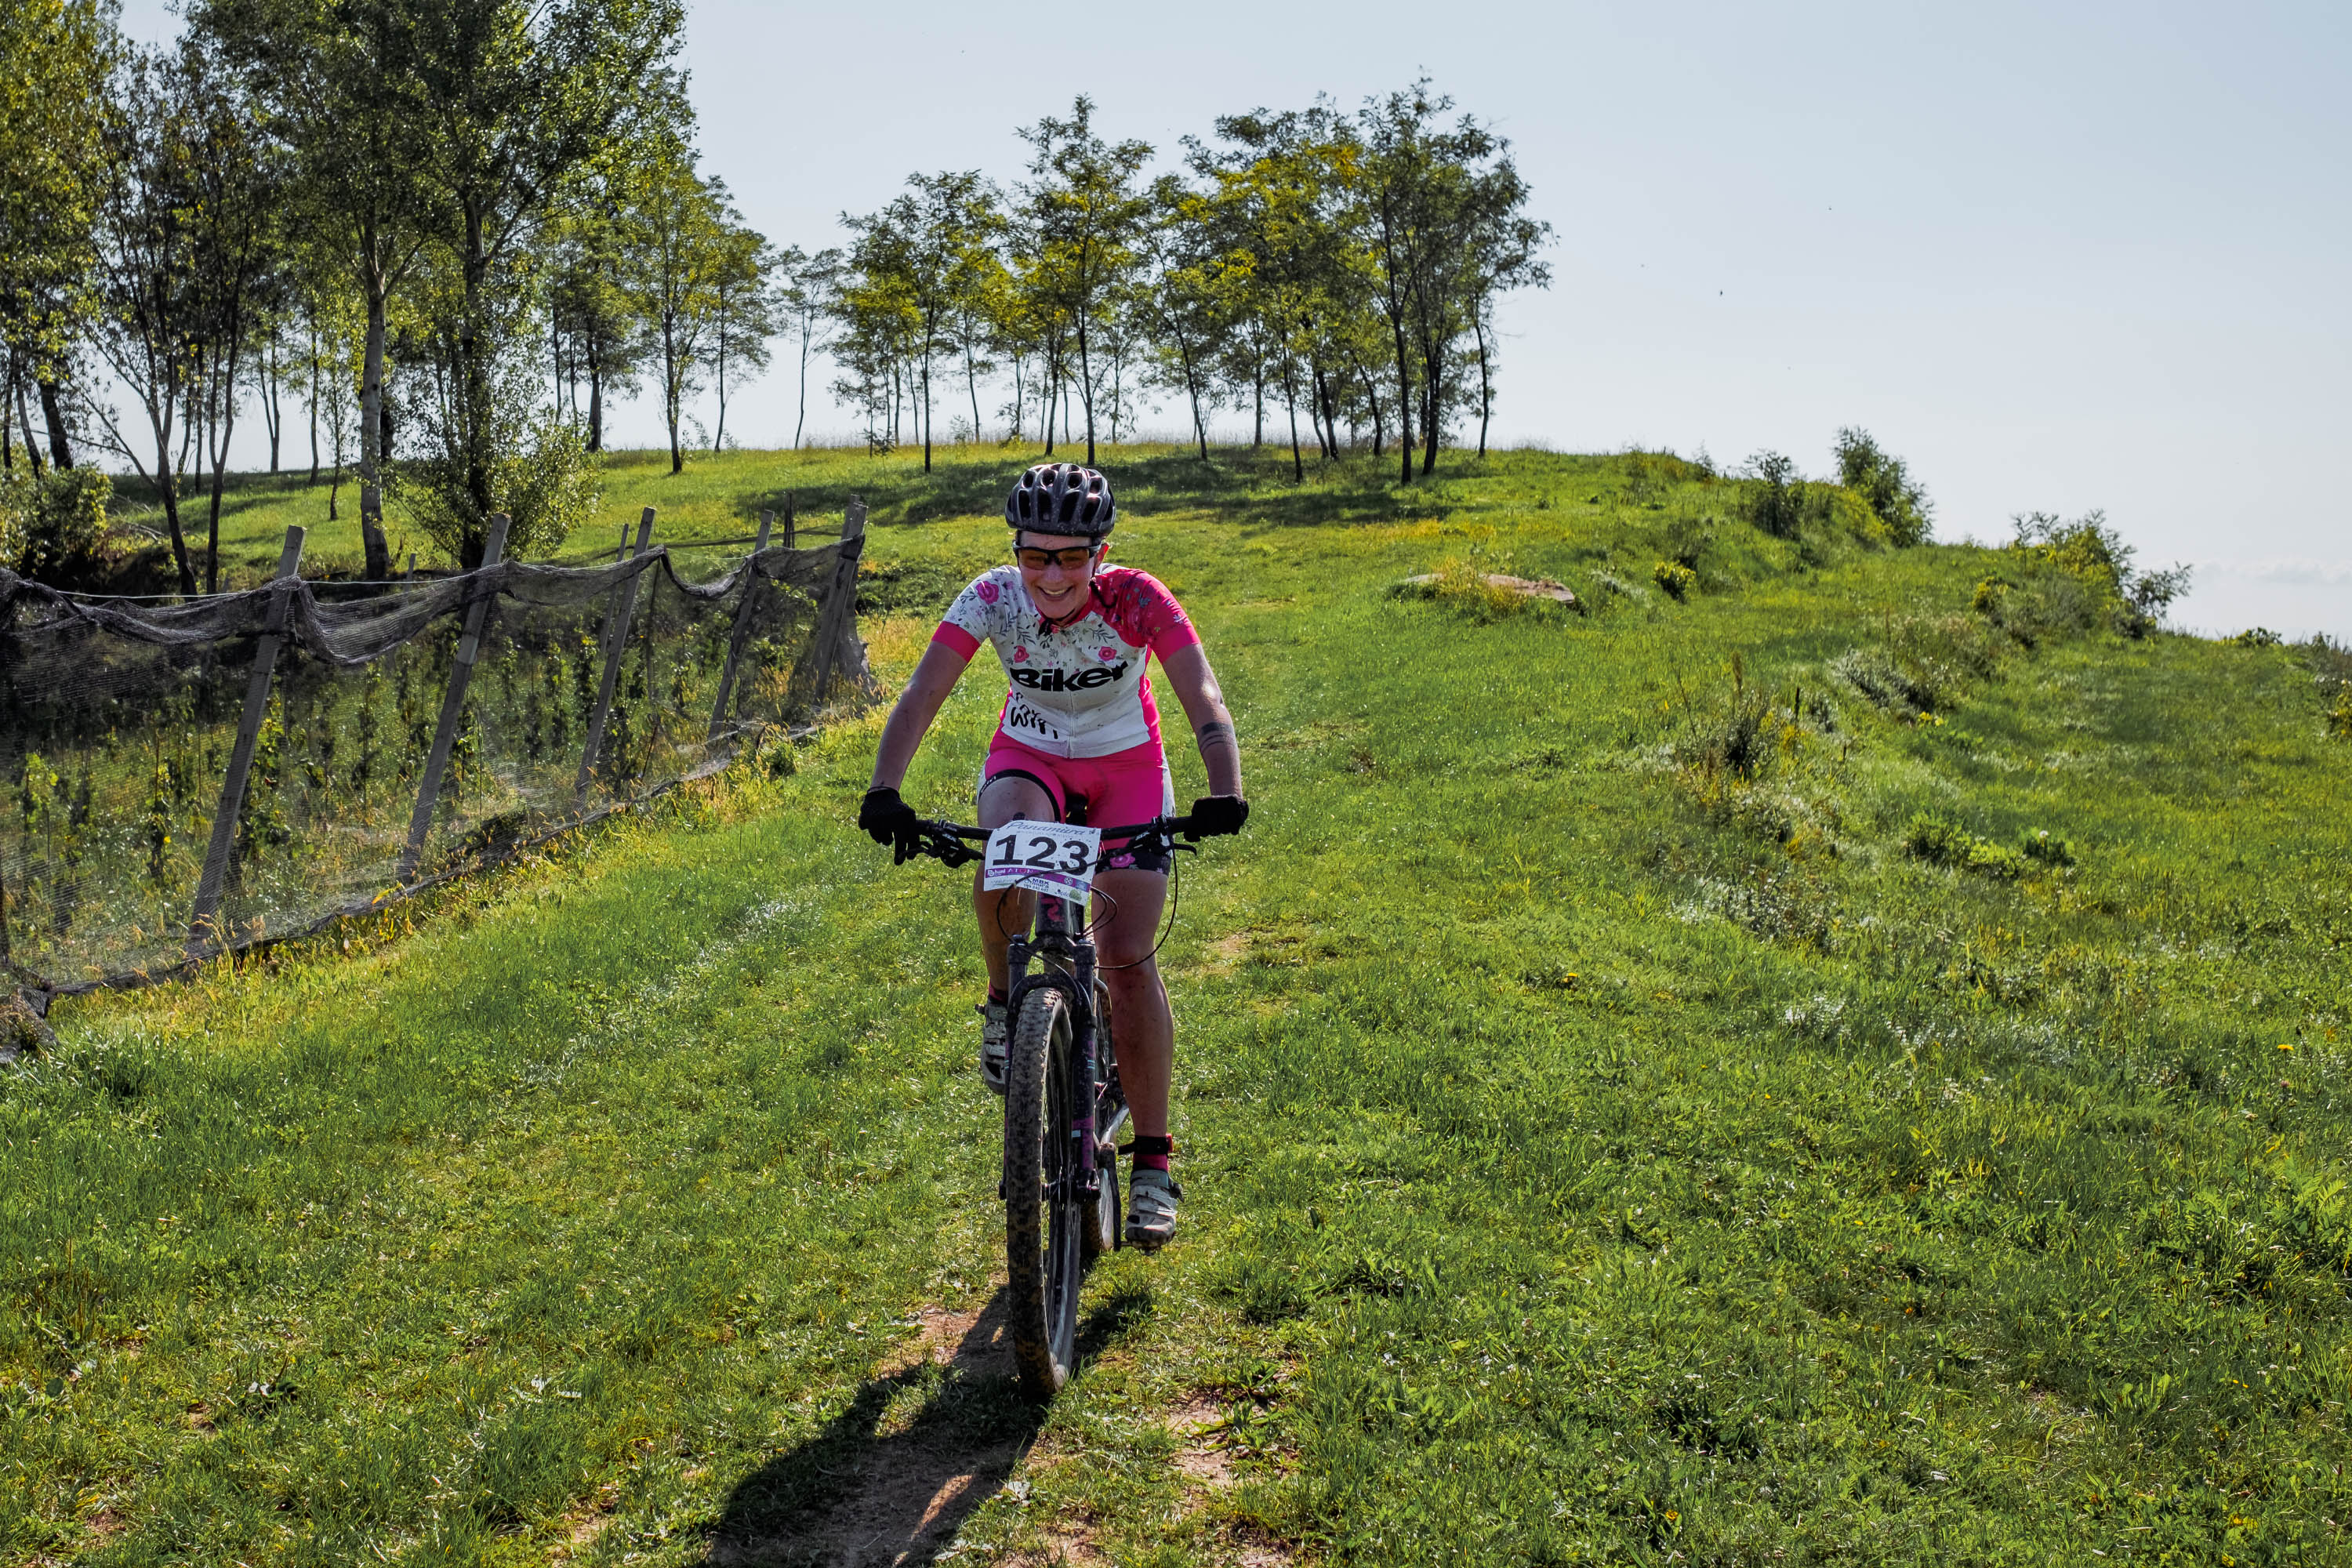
[1156, 641, 1242, 797]
[868, 641, 971, 792]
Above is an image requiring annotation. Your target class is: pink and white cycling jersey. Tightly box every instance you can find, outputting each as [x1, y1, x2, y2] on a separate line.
[931, 564, 1200, 758]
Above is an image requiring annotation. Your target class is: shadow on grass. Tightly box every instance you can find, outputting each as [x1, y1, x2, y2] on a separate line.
[735, 448, 1469, 535]
[702, 1279, 1152, 1566]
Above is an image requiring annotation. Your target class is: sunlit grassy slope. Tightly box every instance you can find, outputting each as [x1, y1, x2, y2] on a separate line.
[12, 446, 2352, 1564]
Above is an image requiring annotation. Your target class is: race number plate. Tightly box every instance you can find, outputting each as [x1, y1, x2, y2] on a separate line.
[981, 819, 1102, 904]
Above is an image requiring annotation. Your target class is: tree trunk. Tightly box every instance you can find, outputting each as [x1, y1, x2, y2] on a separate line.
[921, 350, 932, 472]
[460, 201, 498, 557]
[1283, 370, 1303, 482]
[1392, 324, 1414, 487]
[1357, 362, 1385, 456]
[1178, 334, 1207, 462]
[1252, 363, 1263, 448]
[358, 264, 391, 580]
[713, 328, 728, 455]
[794, 315, 811, 448]
[205, 331, 240, 596]
[37, 376, 74, 470]
[1076, 321, 1096, 466]
[965, 339, 983, 443]
[664, 313, 684, 476]
[261, 336, 282, 472]
[1420, 368, 1439, 477]
[157, 437, 193, 593]
[306, 321, 321, 485]
[1473, 315, 1493, 457]
[587, 354, 604, 453]
[17, 383, 46, 478]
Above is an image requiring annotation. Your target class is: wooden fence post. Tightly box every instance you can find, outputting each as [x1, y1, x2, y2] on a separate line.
[780, 491, 795, 551]
[706, 510, 774, 740]
[575, 508, 657, 805]
[804, 497, 866, 702]
[188, 526, 307, 951]
[397, 512, 511, 880]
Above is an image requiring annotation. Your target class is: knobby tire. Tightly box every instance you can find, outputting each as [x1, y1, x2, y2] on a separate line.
[1004, 983, 1083, 1399]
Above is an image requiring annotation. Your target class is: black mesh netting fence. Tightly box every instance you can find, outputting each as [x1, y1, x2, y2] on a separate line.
[0, 510, 873, 995]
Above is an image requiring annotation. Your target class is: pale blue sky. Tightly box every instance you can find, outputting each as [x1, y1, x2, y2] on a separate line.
[122, 0, 2350, 636]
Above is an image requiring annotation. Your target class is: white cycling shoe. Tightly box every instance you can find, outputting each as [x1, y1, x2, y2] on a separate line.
[1125, 1168, 1180, 1251]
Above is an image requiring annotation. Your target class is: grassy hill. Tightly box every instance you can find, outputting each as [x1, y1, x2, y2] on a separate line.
[9, 447, 2350, 1564]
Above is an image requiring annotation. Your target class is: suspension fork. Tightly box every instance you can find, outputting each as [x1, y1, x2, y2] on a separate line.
[1009, 898, 1104, 1197]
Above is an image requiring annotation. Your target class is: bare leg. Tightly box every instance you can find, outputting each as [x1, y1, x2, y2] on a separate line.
[1091, 867, 1171, 1140]
[972, 774, 1053, 995]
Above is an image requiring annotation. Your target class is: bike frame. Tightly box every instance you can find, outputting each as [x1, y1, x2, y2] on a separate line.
[910, 814, 1192, 1206]
[1004, 891, 1120, 1212]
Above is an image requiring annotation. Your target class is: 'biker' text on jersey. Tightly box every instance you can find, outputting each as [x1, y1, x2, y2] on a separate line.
[932, 565, 1200, 758]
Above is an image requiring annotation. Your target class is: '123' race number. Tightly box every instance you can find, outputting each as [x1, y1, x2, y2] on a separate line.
[980, 819, 1102, 904]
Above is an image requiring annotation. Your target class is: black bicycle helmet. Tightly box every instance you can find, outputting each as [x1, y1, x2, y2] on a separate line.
[1005, 463, 1116, 539]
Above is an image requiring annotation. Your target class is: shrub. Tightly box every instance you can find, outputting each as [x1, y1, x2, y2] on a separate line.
[1660, 514, 1713, 569]
[2310, 637, 2352, 740]
[2020, 829, 2074, 868]
[1653, 560, 1695, 601]
[2233, 627, 2282, 648]
[1832, 427, 1933, 546]
[1623, 447, 1697, 503]
[1831, 646, 1941, 717]
[1903, 812, 2031, 879]
[400, 362, 601, 562]
[2005, 510, 2190, 639]
[0, 466, 111, 579]
[1813, 485, 1889, 546]
[1741, 451, 1805, 539]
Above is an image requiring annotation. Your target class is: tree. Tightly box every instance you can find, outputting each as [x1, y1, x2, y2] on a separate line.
[626, 152, 735, 474]
[1133, 176, 1235, 461]
[85, 45, 220, 593]
[772, 245, 839, 450]
[706, 227, 777, 454]
[547, 183, 651, 454]
[196, 0, 452, 578]
[176, 36, 282, 593]
[841, 171, 1002, 470]
[1014, 97, 1152, 465]
[1356, 82, 1548, 482]
[0, 0, 116, 475]
[406, 0, 686, 559]
[1189, 106, 1361, 481]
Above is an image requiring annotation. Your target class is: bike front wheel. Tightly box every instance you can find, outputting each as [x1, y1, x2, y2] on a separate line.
[1004, 982, 1085, 1399]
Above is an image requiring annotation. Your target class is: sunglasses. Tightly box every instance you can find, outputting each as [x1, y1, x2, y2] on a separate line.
[1012, 543, 1101, 571]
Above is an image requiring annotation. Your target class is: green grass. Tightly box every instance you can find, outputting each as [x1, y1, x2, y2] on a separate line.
[10, 446, 2352, 1563]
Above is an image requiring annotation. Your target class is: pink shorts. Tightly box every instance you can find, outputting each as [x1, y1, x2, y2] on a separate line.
[980, 733, 1177, 872]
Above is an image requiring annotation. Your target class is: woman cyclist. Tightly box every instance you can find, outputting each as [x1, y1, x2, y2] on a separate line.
[858, 463, 1246, 1250]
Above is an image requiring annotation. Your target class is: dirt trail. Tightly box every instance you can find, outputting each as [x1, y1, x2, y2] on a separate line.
[706, 1299, 1029, 1567]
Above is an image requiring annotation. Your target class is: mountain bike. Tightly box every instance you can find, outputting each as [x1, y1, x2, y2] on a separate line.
[898, 808, 1204, 1399]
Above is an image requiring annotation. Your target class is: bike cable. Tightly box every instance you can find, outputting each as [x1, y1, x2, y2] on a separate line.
[1093, 851, 1181, 971]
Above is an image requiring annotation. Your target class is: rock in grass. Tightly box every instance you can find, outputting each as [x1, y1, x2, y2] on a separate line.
[1394, 572, 1578, 607]
[0, 989, 54, 1062]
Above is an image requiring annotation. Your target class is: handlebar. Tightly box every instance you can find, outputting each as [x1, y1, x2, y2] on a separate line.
[899, 815, 1210, 871]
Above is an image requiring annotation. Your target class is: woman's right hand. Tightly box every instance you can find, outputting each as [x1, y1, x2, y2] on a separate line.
[859, 786, 920, 849]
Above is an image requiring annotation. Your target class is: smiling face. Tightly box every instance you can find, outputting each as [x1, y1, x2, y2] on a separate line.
[1014, 530, 1107, 616]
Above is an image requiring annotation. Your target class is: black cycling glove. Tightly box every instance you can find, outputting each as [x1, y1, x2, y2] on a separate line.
[1188, 794, 1250, 837]
[859, 786, 920, 854]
